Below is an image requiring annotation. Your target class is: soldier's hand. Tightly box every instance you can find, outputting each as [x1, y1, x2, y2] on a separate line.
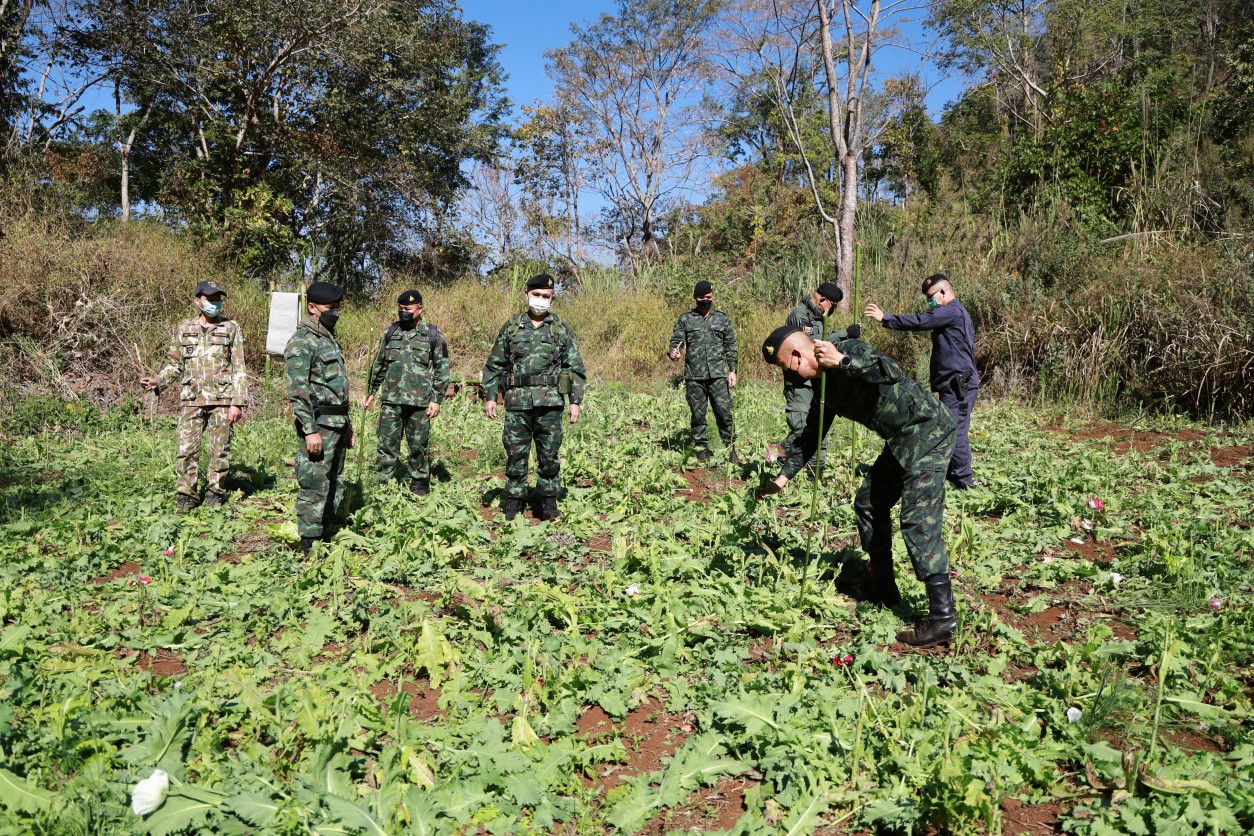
[361, 395, 374, 410]
[139, 377, 158, 391]
[569, 404, 581, 424]
[427, 402, 441, 419]
[484, 401, 497, 419]
[668, 348, 681, 361]
[305, 433, 324, 457]
[728, 371, 737, 388]
[228, 405, 242, 424]
[813, 340, 845, 369]
[754, 474, 789, 499]
[864, 303, 885, 322]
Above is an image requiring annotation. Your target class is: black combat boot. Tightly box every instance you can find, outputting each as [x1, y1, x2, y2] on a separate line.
[300, 537, 316, 556]
[727, 448, 742, 465]
[502, 497, 524, 521]
[897, 573, 959, 647]
[537, 496, 560, 521]
[695, 448, 711, 463]
[202, 491, 225, 508]
[864, 556, 903, 607]
[175, 494, 198, 514]
[409, 478, 429, 497]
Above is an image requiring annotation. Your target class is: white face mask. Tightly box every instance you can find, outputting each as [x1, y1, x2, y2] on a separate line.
[527, 295, 552, 314]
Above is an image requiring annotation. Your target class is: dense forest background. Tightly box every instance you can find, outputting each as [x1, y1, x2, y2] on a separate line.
[1, 0, 1251, 419]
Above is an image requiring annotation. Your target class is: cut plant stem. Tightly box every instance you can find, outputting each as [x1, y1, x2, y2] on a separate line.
[797, 310, 831, 609]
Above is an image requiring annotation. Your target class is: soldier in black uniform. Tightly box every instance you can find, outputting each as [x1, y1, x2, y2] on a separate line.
[865, 274, 980, 489]
[757, 326, 960, 647]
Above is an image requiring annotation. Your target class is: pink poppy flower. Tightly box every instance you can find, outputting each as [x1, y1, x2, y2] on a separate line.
[1086, 498, 1105, 511]
[1209, 597, 1223, 611]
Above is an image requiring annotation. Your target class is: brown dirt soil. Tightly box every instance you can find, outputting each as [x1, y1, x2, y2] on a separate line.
[1212, 445, 1254, 468]
[983, 580, 1094, 646]
[586, 531, 613, 552]
[1000, 796, 1067, 834]
[1061, 539, 1117, 563]
[578, 698, 694, 792]
[369, 679, 445, 721]
[134, 649, 188, 676]
[221, 528, 272, 563]
[87, 561, 142, 584]
[639, 776, 757, 835]
[1162, 727, 1226, 754]
[1044, 423, 1206, 456]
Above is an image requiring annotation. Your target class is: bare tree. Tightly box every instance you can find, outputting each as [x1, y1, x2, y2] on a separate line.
[547, 0, 719, 269]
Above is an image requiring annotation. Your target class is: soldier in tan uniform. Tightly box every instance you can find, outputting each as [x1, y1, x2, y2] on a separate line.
[141, 281, 248, 512]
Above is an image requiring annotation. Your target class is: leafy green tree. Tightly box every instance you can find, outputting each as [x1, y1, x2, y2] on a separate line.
[71, 0, 507, 284]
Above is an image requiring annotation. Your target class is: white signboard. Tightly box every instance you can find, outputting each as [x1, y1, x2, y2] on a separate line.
[266, 292, 301, 355]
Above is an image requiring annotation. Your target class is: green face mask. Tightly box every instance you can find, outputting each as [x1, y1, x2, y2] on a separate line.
[927, 296, 940, 310]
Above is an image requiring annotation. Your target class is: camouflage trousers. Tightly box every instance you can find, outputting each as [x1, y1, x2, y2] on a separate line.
[783, 383, 826, 469]
[853, 435, 955, 581]
[374, 403, 432, 483]
[175, 405, 232, 498]
[295, 426, 349, 538]
[503, 406, 563, 499]
[685, 377, 734, 450]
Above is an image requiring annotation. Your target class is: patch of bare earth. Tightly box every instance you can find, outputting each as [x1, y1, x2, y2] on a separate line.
[1000, 796, 1067, 834]
[578, 698, 694, 793]
[983, 580, 1094, 646]
[87, 561, 142, 584]
[1162, 727, 1226, 754]
[369, 678, 445, 721]
[640, 776, 758, 835]
[1045, 423, 1206, 457]
[1212, 444, 1254, 469]
[221, 528, 272, 563]
[1061, 538, 1117, 563]
[134, 649, 189, 676]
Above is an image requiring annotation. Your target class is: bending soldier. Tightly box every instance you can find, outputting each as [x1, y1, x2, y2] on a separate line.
[481, 274, 586, 521]
[362, 290, 450, 496]
[757, 327, 959, 647]
[140, 280, 247, 513]
[668, 280, 739, 464]
[284, 282, 353, 555]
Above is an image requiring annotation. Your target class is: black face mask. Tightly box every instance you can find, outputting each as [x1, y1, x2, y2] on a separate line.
[696, 299, 712, 311]
[398, 310, 415, 327]
[319, 308, 340, 332]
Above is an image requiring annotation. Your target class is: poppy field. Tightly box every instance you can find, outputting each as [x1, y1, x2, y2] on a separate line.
[1, 387, 1252, 834]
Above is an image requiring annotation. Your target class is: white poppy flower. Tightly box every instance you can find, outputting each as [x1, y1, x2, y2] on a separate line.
[624, 583, 641, 598]
[131, 769, 169, 816]
[1066, 707, 1083, 723]
[1109, 572, 1124, 584]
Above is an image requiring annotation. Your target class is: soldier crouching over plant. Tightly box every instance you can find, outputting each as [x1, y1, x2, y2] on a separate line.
[755, 326, 960, 647]
[140, 280, 247, 513]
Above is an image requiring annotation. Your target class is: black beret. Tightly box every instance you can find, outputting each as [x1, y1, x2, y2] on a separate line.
[921, 273, 947, 295]
[693, 280, 713, 297]
[397, 289, 422, 305]
[816, 282, 842, 304]
[306, 281, 343, 305]
[194, 280, 226, 297]
[761, 325, 803, 364]
[526, 273, 555, 290]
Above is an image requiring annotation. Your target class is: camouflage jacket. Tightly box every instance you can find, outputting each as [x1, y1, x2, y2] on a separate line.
[367, 320, 450, 407]
[669, 308, 738, 380]
[153, 318, 248, 407]
[783, 298, 826, 390]
[781, 338, 956, 477]
[482, 312, 586, 411]
[284, 316, 350, 435]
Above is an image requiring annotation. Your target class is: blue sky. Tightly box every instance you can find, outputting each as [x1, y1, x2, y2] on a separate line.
[460, 0, 965, 120]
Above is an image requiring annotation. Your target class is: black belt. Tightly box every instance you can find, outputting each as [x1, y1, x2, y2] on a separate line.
[313, 403, 350, 416]
[505, 374, 556, 388]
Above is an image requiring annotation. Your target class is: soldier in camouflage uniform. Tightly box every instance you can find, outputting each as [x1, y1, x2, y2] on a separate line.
[140, 280, 247, 512]
[782, 282, 843, 471]
[284, 282, 353, 555]
[362, 290, 450, 496]
[757, 326, 959, 647]
[482, 274, 586, 522]
[668, 281, 739, 463]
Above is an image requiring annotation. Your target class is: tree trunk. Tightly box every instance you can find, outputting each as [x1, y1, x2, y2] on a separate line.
[837, 152, 857, 307]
